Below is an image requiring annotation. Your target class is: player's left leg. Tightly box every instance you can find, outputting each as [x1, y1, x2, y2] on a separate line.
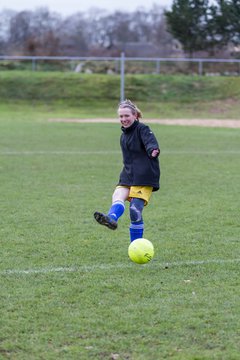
[129, 197, 145, 242]
[128, 186, 153, 242]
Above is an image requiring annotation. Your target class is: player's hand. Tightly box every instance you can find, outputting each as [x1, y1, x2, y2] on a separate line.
[151, 149, 160, 157]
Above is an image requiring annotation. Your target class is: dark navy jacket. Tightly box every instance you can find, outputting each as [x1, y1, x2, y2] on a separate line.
[118, 120, 160, 191]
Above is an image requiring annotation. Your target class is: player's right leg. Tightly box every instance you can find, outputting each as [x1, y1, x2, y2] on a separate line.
[94, 186, 129, 230]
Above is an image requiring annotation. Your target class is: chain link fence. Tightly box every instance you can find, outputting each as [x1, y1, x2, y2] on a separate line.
[1, 54, 240, 77]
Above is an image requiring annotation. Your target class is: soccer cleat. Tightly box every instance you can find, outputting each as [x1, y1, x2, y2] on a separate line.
[94, 211, 118, 230]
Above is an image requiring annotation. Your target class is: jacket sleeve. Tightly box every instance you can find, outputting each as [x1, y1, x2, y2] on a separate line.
[139, 124, 160, 158]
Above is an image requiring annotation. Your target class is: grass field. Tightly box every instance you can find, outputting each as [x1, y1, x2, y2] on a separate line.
[1, 107, 240, 359]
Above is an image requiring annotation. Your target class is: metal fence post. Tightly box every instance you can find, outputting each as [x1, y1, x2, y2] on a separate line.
[120, 52, 125, 101]
[32, 58, 36, 71]
[198, 60, 203, 76]
[156, 60, 161, 74]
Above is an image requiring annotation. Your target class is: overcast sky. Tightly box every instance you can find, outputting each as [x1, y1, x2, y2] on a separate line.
[1, 0, 172, 16]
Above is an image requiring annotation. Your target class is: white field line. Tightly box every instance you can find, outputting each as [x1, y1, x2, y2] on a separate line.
[0, 150, 240, 156]
[1, 258, 239, 276]
[49, 118, 240, 128]
[0, 150, 120, 155]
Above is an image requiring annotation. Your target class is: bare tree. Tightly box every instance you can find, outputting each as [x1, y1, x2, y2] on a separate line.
[8, 10, 33, 53]
[59, 13, 89, 56]
[28, 8, 62, 55]
[0, 10, 16, 54]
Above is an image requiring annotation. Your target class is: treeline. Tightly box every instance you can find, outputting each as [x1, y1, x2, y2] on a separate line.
[0, 1, 240, 58]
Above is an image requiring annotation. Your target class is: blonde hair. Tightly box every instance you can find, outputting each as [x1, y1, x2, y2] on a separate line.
[118, 99, 142, 120]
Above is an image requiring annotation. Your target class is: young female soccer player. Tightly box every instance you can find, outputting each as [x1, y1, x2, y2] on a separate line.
[94, 99, 160, 242]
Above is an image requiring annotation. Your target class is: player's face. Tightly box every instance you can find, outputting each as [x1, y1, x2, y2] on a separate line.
[118, 107, 136, 128]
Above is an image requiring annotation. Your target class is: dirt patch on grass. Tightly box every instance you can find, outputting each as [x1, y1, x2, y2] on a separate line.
[49, 118, 240, 128]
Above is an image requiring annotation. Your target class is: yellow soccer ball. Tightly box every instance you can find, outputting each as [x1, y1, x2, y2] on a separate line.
[128, 238, 154, 264]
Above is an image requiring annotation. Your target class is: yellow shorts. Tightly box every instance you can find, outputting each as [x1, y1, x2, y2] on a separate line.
[116, 185, 153, 205]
